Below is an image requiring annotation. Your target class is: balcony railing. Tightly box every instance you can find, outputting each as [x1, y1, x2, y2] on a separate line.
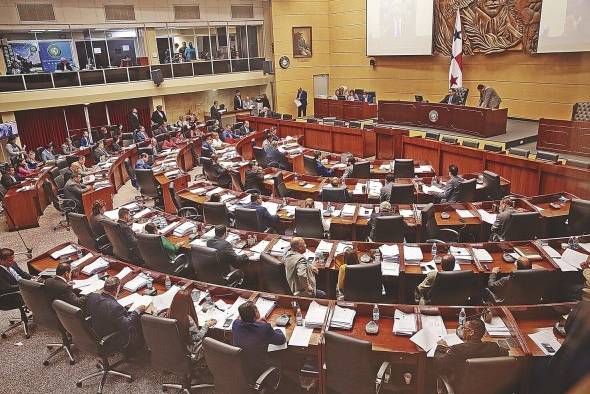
[0, 57, 265, 93]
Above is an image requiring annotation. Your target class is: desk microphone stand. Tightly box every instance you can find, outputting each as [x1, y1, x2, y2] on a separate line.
[0, 201, 33, 259]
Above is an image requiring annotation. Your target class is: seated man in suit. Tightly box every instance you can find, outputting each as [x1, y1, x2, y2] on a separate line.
[415, 254, 456, 305]
[210, 155, 231, 189]
[440, 88, 462, 105]
[264, 141, 292, 171]
[321, 177, 351, 202]
[1, 166, 21, 189]
[44, 262, 86, 307]
[243, 193, 280, 231]
[430, 164, 464, 203]
[89, 200, 107, 237]
[134, 153, 151, 170]
[342, 157, 356, 178]
[434, 318, 508, 387]
[206, 225, 249, 275]
[70, 155, 91, 177]
[487, 256, 531, 301]
[133, 126, 149, 143]
[367, 201, 400, 240]
[240, 120, 252, 135]
[232, 301, 286, 381]
[477, 84, 502, 109]
[0, 248, 31, 295]
[93, 140, 109, 162]
[41, 143, 57, 162]
[117, 207, 141, 264]
[313, 151, 333, 177]
[79, 131, 91, 148]
[380, 173, 396, 202]
[284, 237, 326, 298]
[84, 276, 146, 355]
[63, 173, 89, 213]
[243, 162, 266, 194]
[201, 135, 215, 158]
[61, 137, 76, 155]
[489, 197, 515, 241]
[219, 125, 239, 143]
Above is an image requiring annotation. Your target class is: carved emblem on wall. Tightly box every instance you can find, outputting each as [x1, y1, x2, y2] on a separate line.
[434, 0, 543, 55]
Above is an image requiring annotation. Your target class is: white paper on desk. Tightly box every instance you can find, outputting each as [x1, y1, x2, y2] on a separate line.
[123, 274, 149, 292]
[485, 316, 511, 337]
[72, 274, 100, 289]
[554, 258, 579, 272]
[130, 295, 153, 311]
[529, 329, 561, 356]
[261, 201, 279, 216]
[70, 253, 94, 270]
[542, 245, 562, 259]
[115, 266, 133, 280]
[288, 326, 313, 347]
[422, 185, 443, 194]
[393, 309, 417, 336]
[330, 305, 356, 329]
[272, 239, 291, 254]
[190, 187, 206, 194]
[358, 207, 373, 217]
[421, 314, 447, 337]
[79, 279, 105, 295]
[335, 242, 352, 255]
[104, 208, 120, 221]
[340, 204, 356, 217]
[404, 246, 423, 261]
[561, 248, 588, 270]
[410, 326, 441, 352]
[399, 209, 414, 218]
[382, 262, 400, 276]
[456, 209, 475, 218]
[174, 222, 196, 237]
[416, 165, 433, 174]
[134, 208, 151, 219]
[316, 240, 334, 254]
[427, 333, 463, 357]
[132, 222, 146, 233]
[303, 183, 315, 189]
[268, 327, 287, 352]
[579, 243, 590, 254]
[473, 248, 493, 263]
[219, 193, 235, 203]
[250, 240, 270, 254]
[353, 183, 365, 194]
[158, 221, 180, 235]
[380, 244, 399, 258]
[305, 301, 328, 328]
[282, 205, 296, 216]
[152, 286, 181, 314]
[256, 297, 277, 319]
[117, 293, 145, 308]
[450, 246, 472, 261]
[81, 257, 110, 275]
[477, 209, 497, 225]
[206, 187, 224, 197]
[202, 228, 216, 239]
[51, 245, 78, 260]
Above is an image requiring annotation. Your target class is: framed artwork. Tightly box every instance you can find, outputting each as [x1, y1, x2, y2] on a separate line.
[292, 26, 312, 58]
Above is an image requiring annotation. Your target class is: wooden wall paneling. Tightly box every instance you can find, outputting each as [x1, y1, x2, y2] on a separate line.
[363, 130, 376, 158]
[538, 163, 590, 199]
[484, 153, 540, 196]
[537, 119, 574, 154]
[439, 143, 484, 175]
[576, 122, 590, 157]
[304, 126, 333, 152]
[332, 129, 363, 157]
[281, 122, 305, 138]
[314, 98, 329, 118]
[328, 100, 344, 119]
[401, 137, 442, 174]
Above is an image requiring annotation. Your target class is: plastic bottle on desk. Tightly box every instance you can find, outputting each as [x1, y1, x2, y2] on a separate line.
[373, 304, 380, 322]
[431, 243, 438, 259]
[165, 275, 171, 290]
[458, 308, 466, 327]
[296, 306, 303, 326]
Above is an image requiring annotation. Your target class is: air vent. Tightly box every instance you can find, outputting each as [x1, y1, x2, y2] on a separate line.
[174, 5, 201, 20]
[231, 4, 254, 19]
[16, 3, 55, 21]
[104, 5, 136, 21]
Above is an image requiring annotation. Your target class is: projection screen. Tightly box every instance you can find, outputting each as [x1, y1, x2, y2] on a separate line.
[537, 0, 590, 53]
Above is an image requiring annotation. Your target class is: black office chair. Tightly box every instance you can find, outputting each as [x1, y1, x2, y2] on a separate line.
[101, 219, 140, 264]
[229, 169, 245, 192]
[568, 199, 590, 235]
[200, 157, 219, 184]
[18, 279, 75, 365]
[61, 167, 73, 185]
[43, 179, 77, 231]
[441, 136, 458, 144]
[235, 207, 266, 232]
[351, 161, 370, 179]
[123, 158, 137, 187]
[135, 168, 162, 207]
[437, 357, 521, 394]
[49, 166, 61, 180]
[169, 183, 200, 219]
[502, 211, 541, 241]
[0, 290, 30, 339]
[141, 314, 213, 393]
[259, 254, 293, 295]
[462, 140, 479, 149]
[53, 174, 66, 192]
[68, 213, 110, 253]
[479, 171, 501, 201]
[457, 178, 477, 202]
[253, 146, 267, 167]
[202, 201, 231, 226]
[371, 215, 405, 243]
[203, 337, 281, 394]
[536, 150, 559, 162]
[425, 132, 440, 141]
[295, 208, 325, 239]
[321, 187, 349, 203]
[303, 156, 319, 176]
[483, 144, 503, 152]
[509, 148, 530, 158]
[566, 158, 590, 169]
[342, 263, 383, 303]
[190, 245, 244, 287]
[52, 300, 133, 393]
[56, 159, 69, 170]
[273, 172, 291, 198]
[429, 271, 480, 305]
[121, 133, 134, 147]
[136, 233, 189, 275]
[485, 269, 556, 305]
[324, 331, 391, 394]
[389, 184, 415, 204]
[394, 159, 415, 178]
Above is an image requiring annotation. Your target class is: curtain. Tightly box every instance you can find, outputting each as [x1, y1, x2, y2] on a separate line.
[63, 105, 86, 140]
[107, 97, 150, 133]
[15, 108, 68, 150]
[88, 102, 108, 129]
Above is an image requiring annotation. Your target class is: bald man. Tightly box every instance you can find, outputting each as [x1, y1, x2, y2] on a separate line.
[284, 237, 325, 298]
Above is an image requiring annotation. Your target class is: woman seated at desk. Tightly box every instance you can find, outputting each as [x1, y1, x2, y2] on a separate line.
[16, 158, 34, 178]
[144, 223, 179, 260]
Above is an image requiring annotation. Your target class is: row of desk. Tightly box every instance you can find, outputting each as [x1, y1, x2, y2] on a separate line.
[313, 98, 378, 121]
[537, 118, 590, 158]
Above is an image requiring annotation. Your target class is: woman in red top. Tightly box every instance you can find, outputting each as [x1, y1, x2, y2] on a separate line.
[16, 158, 34, 178]
[161, 135, 178, 149]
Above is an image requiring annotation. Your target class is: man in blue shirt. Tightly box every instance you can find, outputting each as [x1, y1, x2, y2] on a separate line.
[133, 126, 148, 143]
[79, 131, 91, 147]
[135, 153, 151, 169]
[201, 135, 215, 158]
[313, 151, 333, 177]
[232, 301, 286, 380]
[243, 193, 280, 231]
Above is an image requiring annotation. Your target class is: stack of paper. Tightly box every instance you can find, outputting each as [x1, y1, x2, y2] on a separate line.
[50, 245, 78, 260]
[271, 239, 291, 256]
[305, 301, 328, 329]
[268, 327, 288, 352]
[288, 325, 313, 347]
[255, 297, 277, 319]
[399, 209, 414, 218]
[473, 248, 493, 263]
[173, 222, 196, 237]
[152, 286, 181, 313]
[450, 246, 472, 262]
[219, 193, 235, 203]
[335, 242, 352, 255]
[118, 293, 152, 311]
[261, 201, 279, 216]
[358, 207, 373, 217]
[250, 240, 270, 254]
[72, 275, 100, 289]
[123, 274, 149, 292]
[81, 257, 110, 275]
[393, 309, 417, 336]
[158, 221, 180, 235]
[420, 314, 447, 337]
[315, 240, 333, 255]
[330, 305, 356, 329]
[115, 266, 133, 280]
[380, 244, 400, 262]
[340, 204, 356, 217]
[353, 183, 365, 194]
[404, 246, 424, 262]
[73, 275, 104, 295]
[558, 248, 588, 271]
[134, 208, 151, 219]
[70, 253, 94, 270]
[485, 316, 511, 337]
[189, 187, 206, 194]
[529, 329, 561, 355]
[456, 209, 475, 219]
[206, 187, 225, 196]
[422, 185, 443, 194]
[477, 209, 497, 225]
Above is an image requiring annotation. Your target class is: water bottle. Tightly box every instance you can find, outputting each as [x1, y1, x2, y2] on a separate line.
[458, 308, 466, 327]
[568, 236, 575, 249]
[573, 236, 580, 250]
[431, 242, 438, 259]
[165, 275, 171, 290]
[373, 304, 380, 322]
[145, 273, 153, 289]
[296, 307, 303, 326]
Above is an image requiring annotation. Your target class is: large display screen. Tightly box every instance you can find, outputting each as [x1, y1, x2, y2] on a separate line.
[537, 0, 590, 53]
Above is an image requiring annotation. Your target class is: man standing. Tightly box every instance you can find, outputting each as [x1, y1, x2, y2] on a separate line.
[44, 262, 86, 307]
[129, 108, 141, 132]
[233, 90, 243, 110]
[210, 101, 222, 124]
[296, 87, 308, 117]
[151, 105, 167, 127]
[284, 237, 326, 298]
[477, 84, 502, 109]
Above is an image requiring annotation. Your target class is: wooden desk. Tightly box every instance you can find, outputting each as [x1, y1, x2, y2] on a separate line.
[379, 101, 508, 137]
[314, 98, 378, 120]
[4, 168, 53, 231]
[537, 118, 590, 158]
